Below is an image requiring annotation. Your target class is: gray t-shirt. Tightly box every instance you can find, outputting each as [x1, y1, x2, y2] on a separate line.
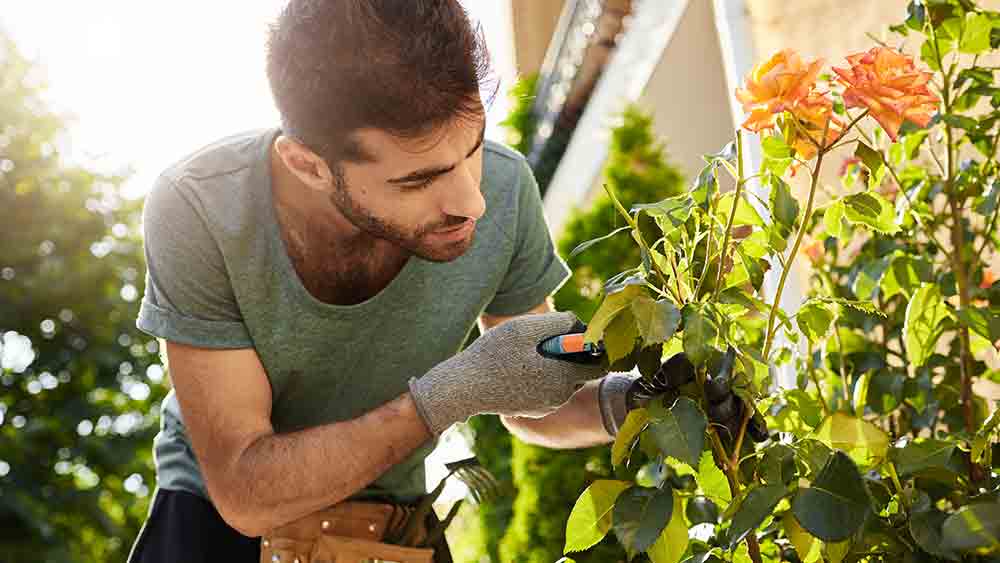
[136, 128, 570, 503]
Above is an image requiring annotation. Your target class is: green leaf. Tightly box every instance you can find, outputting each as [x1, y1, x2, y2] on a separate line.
[890, 439, 955, 478]
[904, 283, 953, 366]
[975, 181, 999, 216]
[825, 540, 852, 563]
[797, 300, 838, 343]
[647, 397, 708, 468]
[633, 195, 694, 235]
[727, 484, 788, 548]
[613, 486, 676, 555]
[771, 390, 824, 434]
[605, 308, 638, 363]
[564, 480, 631, 553]
[852, 255, 891, 301]
[760, 444, 797, 486]
[631, 297, 681, 347]
[883, 253, 933, 299]
[959, 13, 992, 54]
[852, 371, 873, 417]
[816, 297, 886, 317]
[910, 492, 960, 560]
[812, 412, 889, 468]
[941, 503, 1000, 553]
[762, 135, 793, 176]
[905, 0, 926, 31]
[696, 450, 732, 506]
[613, 409, 650, 468]
[973, 410, 1000, 463]
[791, 451, 872, 542]
[854, 141, 884, 175]
[584, 285, 644, 344]
[691, 164, 718, 212]
[843, 191, 899, 234]
[646, 496, 688, 563]
[785, 512, 822, 563]
[682, 304, 717, 366]
[769, 175, 800, 233]
[942, 113, 979, 130]
[957, 307, 1000, 343]
[823, 199, 849, 239]
[570, 225, 632, 258]
[922, 38, 954, 71]
[717, 192, 765, 227]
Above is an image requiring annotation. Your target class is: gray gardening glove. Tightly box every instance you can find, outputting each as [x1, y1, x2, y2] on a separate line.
[408, 311, 606, 436]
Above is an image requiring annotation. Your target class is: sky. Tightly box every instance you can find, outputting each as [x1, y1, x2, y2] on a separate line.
[1, 1, 516, 199]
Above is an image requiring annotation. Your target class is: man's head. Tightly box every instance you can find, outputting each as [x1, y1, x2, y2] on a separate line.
[265, 0, 494, 262]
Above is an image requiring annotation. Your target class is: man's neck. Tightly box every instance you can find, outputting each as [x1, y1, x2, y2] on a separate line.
[269, 143, 410, 305]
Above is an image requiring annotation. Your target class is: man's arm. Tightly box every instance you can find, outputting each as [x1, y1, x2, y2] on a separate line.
[479, 301, 614, 449]
[164, 342, 432, 538]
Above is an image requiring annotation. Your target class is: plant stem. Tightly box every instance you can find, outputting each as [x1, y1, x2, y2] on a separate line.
[932, 35, 977, 439]
[715, 130, 745, 299]
[762, 129, 828, 362]
[887, 461, 909, 512]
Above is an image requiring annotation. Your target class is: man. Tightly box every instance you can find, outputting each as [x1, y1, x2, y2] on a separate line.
[126, 1, 644, 561]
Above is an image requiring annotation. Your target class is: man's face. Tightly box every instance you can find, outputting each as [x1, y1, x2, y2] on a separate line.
[330, 116, 487, 263]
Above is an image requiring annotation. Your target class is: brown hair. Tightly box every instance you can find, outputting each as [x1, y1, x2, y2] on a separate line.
[266, 0, 494, 165]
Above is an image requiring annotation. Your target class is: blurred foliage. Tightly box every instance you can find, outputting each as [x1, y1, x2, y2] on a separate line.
[462, 75, 685, 563]
[0, 32, 166, 562]
[554, 106, 686, 321]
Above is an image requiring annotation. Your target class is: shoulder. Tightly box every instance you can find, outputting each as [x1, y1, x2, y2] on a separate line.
[483, 139, 531, 187]
[146, 129, 274, 236]
[161, 129, 272, 183]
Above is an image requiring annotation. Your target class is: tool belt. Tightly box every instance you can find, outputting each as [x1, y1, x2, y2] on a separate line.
[260, 499, 446, 563]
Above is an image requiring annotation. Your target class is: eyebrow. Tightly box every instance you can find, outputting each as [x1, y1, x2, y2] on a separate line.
[387, 123, 487, 185]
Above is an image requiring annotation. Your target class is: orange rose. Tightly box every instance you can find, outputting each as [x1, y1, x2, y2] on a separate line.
[786, 92, 845, 160]
[833, 46, 940, 141]
[982, 268, 998, 289]
[736, 49, 825, 133]
[802, 237, 824, 264]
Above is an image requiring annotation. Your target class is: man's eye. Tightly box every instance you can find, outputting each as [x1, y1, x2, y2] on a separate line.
[401, 177, 436, 191]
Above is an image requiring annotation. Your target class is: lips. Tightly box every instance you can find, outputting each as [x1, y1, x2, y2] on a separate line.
[431, 219, 475, 240]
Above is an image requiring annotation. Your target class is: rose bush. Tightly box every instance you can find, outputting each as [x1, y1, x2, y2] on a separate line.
[560, 2, 1000, 563]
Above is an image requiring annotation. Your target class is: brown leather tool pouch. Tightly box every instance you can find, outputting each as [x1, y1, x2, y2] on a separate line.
[260, 500, 436, 563]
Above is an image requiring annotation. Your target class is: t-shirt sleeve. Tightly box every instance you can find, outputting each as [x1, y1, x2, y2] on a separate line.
[484, 157, 571, 316]
[136, 174, 253, 349]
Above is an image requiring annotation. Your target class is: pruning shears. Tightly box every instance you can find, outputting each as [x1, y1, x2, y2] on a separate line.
[537, 331, 606, 364]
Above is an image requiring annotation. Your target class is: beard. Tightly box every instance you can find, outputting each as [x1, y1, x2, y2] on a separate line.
[328, 171, 475, 263]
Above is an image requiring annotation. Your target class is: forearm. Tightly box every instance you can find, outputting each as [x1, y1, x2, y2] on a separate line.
[218, 392, 431, 536]
[501, 379, 614, 449]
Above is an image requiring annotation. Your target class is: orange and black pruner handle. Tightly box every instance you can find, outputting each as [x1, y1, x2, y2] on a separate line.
[537, 331, 606, 365]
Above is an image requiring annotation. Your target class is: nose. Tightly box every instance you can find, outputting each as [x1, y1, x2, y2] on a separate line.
[440, 161, 485, 221]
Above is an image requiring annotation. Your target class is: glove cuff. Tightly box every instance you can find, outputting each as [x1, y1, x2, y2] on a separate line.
[597, 372, 640, 437]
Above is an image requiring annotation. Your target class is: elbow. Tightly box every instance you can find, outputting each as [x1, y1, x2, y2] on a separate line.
[206, 476, 271, 538]
[213, 493, 268, 538]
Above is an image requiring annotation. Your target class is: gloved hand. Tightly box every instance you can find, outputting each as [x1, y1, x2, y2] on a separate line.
[409, 311, 606, 436]
[599, 351, 769, 443]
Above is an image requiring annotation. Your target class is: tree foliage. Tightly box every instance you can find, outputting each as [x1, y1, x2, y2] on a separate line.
[0, 31, 166, 562]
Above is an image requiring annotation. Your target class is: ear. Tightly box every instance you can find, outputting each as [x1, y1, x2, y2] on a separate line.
[273, 135, 336, 192]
